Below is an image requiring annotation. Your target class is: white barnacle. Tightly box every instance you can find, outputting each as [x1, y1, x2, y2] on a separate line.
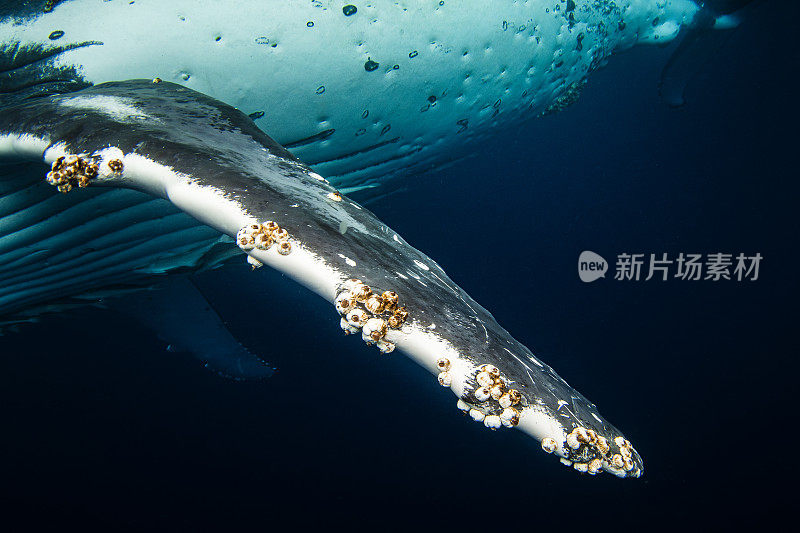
[484, 415, 502, 430]
[469, 409, 485, 422]
[335, 291, 356, 315]
[612, 454, 624, 469]
[573, 462, 589, 473]
[456, 399, 470, 412]
[474, 386, 491, 402]
[361, 317, 387, 343]
[236, 227, 256, 251]
[490, 384, 504, 400]
[341, 279, 364, 292]
[339, 317, 360, 335]
[365, 294, 385, 314]
[437, 372, 452, 387]
[246, 255, 263, 269]
[377, 339, 395, 353]
[277, 241, 292, 255]
[566, 431, 581, 450]
[476, 371, 493, 387]
[541, 437, 558, 454]
[273, 228, 289, 242]
[499, 407, 519, 427]
[498, 393, 512, 409]
[587, 458, 603, 475]
[346, 308, 369, 327]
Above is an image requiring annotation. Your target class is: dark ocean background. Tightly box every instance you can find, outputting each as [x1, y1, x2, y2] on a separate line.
[0, 2, 796, 529]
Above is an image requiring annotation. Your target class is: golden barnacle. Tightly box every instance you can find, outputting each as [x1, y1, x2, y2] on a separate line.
[77, 176, 91, 188]
[381, 291, 398, 311]
[108, 158, 124, 174]
[51, 156, 64, 172]
[480, 364, 500, 377]
[587, 458, 603, 475]
[365, 294, 385, 314]
[263, 221, 279, 233]
[254, 232, 273, 250]
[84, 164, 99, 179]
[273, 228, 289, 242]
[57, 183, 72, 194]
[437, 372, 452, 387]
[387, 315, 401, 329]
[277, 241, 292, 255]
[541, 437, 558, 454]
[152, 77, 162, 84]
[327, 191, 342, 202]
[392, 306, 408, 324]
[623, 456, 634, 471]
[612, 454, 624, 469]
[597, 436, 610, 455]
[436, 357, 451, 372]
[352, 284, 372, 303]
[507, 389, 522, 405]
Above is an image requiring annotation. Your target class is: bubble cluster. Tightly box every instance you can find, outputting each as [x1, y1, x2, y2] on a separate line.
[45, 154, 100, 194]
[334, 279, 408, 354]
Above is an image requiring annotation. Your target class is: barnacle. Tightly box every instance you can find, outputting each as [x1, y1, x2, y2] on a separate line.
[331, 279, 409, 355]
[44, 154, 100, 194]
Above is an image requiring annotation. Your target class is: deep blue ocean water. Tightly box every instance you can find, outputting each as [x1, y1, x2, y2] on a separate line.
[0, 3, 796, 529]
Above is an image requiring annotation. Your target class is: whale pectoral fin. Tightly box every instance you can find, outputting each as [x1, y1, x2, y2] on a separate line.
[659, 7, 743, 107]
[110, 277, 274, 381]
[0, 80, 642, 477]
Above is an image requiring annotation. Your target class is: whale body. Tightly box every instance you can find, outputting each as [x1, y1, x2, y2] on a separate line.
[0, 0, 701, 191]
[0, 80, 644, 477]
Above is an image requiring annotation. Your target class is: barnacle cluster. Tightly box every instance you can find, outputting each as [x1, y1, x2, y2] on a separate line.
[45, 154, 99, 193]
[455, 364, 524, 430]
[236, 221, 292, 267]
[334, 278, 408, 354]
[559, 426, 640, 476]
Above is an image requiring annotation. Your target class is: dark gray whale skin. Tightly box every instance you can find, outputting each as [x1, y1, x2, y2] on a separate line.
[0, 80, 642, 477]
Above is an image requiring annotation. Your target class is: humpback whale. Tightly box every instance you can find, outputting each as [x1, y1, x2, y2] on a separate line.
[0, 1, 754, 478]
